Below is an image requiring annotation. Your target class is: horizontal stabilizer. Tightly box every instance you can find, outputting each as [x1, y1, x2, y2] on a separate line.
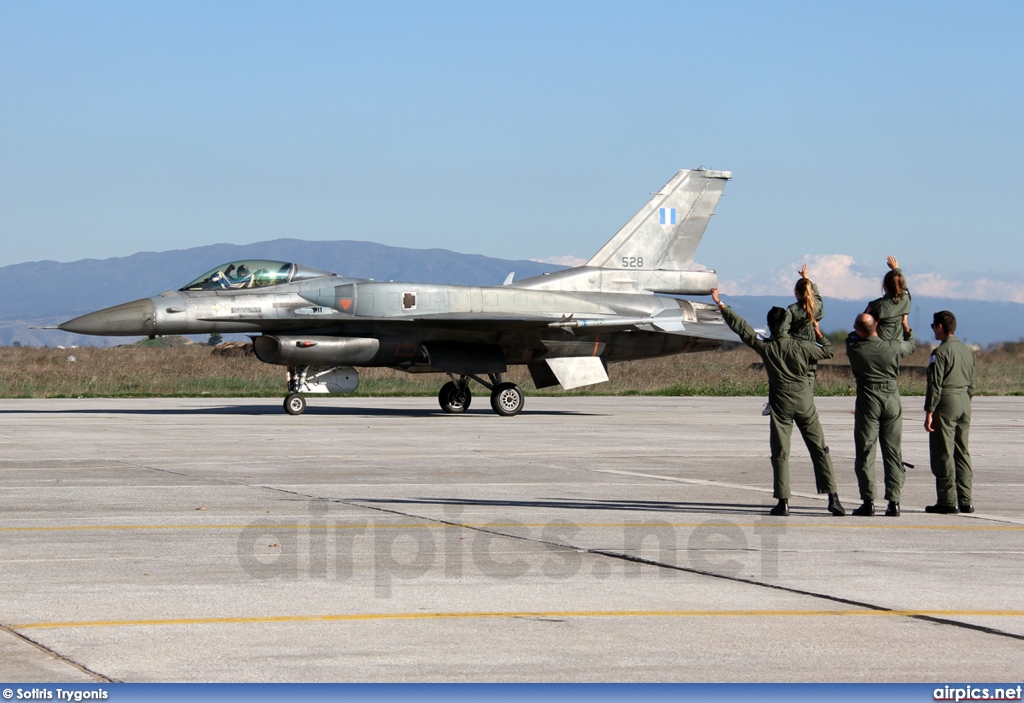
[545, 356, 609, 390]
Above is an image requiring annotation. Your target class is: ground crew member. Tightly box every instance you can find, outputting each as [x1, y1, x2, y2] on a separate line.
[866, 256, 912, 342]
[846, 313, 916, 517]
[924, 311, 976, 514]
[711, 288, 845, 517]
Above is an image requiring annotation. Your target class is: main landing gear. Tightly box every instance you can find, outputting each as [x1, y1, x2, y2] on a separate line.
[438, 373, 525, 417]
[280, 365, 525, 417]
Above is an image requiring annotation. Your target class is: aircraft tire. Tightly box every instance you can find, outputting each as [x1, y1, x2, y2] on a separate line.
[438, 381, 471, 413]
[284, 393, 307, 415]
[490, 383, 524, 417]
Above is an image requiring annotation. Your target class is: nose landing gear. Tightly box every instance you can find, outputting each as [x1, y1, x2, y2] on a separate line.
[284, 392, 307, 415]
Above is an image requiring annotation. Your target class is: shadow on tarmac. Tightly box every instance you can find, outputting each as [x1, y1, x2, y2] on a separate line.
[0, 404, 599, 418]
[350, 495, 799, 517]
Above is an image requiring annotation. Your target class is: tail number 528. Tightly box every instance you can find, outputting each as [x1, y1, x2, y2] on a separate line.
[621, 257, 644, 268]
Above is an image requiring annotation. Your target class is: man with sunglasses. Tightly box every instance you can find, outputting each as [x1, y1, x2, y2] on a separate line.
[924, 311, 977, 514]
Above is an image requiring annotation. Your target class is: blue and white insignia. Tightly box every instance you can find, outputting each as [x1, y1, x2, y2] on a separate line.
[659, 207, 677, 225]
[929, 354, 936, 364]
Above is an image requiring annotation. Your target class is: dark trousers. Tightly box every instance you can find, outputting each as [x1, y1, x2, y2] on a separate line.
[929, 392, 973, 506]
[854, 386, 905, 502]
[768, 386, 837, 500]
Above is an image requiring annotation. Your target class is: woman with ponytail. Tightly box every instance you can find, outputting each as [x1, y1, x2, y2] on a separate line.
[780, 264, 824, 342]
[866, 256, 912, 341]
[779, 264, 825, 391]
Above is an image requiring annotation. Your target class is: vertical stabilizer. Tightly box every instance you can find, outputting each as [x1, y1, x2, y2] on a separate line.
[585, 168, 731, 271]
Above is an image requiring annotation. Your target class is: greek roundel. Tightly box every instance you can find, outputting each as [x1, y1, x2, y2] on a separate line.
[659, 207, 677, 226]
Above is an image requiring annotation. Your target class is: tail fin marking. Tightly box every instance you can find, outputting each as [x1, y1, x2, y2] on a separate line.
[585, 168, 731, 272]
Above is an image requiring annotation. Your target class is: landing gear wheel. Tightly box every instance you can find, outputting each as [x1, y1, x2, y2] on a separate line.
[438, 381, 472, 413]
[490, 382, 524, 417]
[284, 393, 307, 415]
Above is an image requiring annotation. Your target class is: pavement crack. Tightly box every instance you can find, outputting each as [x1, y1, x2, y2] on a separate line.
[333, 496, 1024, 645]
[1, 624, 114, 682]
[113, 461, 1024, 643]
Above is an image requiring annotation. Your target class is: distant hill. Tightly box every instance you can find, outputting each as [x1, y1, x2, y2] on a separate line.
[3, 240, 1022, 347]
[724, 296, 1024, 347]
[0, 239, 564, 347]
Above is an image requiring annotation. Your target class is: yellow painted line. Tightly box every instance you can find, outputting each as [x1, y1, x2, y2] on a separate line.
[1, 522, 1022, 532]
[11, 609, 1024, 631]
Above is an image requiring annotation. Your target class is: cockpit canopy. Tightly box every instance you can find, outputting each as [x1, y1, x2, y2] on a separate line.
[180, 260, 334, 291]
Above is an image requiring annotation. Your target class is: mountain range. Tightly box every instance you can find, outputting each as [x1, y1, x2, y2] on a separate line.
[2, 239, 1021, 347]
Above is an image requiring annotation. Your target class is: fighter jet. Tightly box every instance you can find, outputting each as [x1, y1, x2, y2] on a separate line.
[57, 168, 737, 416]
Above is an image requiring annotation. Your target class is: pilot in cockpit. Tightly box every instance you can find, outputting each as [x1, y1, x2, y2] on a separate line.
[231, 265, 254, 288]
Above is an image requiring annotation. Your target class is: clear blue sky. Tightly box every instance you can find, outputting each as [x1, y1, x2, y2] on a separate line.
[2, 1, 1022, 295]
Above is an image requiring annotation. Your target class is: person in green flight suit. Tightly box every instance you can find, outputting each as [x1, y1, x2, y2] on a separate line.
[866, 256, 912, 342]
[924, 310, 977, 514]
[780, 264, 824, 342]
[779, 264, 824, 393]
[711, 288, 845, 517]
[846, 313, 916, 517]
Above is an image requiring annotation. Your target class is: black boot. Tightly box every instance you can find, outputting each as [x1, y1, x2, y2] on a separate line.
[851, 501, 874, 517]
[827, 493, 845, 516]
[769, 499, 789, 516]
[885, 501, 900, 517]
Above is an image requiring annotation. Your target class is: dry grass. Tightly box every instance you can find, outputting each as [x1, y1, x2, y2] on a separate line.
[2, 342, 1021, 398]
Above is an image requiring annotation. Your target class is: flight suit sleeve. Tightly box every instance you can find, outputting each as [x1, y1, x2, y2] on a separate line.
[967, 347, 977, 398]
[898, 328, 915, 359]
[893, 268, 906, 288]
[719, 305, 766, 353]
[924, 347, 946, 412]
[808, 333, 834, 361]
[811, 281, 824, 322]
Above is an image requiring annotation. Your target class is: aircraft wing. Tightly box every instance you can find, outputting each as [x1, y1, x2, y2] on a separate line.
[401, 311, 740, 341]
[643, 319, 740, 342]
[404, 312, 559, 324]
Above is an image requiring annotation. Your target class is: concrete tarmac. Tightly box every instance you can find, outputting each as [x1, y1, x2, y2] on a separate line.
[1, 396, 1022, 682]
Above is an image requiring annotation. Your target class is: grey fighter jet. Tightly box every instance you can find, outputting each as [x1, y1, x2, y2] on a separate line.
[57, 168, 737, 416]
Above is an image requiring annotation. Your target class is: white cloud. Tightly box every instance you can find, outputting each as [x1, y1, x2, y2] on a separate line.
[720, 254, 1024, 303]
[909, 273, 1024, 303]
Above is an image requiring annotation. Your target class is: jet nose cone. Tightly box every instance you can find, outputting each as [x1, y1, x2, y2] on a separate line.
[59, 298, 157, 336]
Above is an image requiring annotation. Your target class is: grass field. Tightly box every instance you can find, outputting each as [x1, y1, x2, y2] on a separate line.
[2, 340, 1022, 398]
